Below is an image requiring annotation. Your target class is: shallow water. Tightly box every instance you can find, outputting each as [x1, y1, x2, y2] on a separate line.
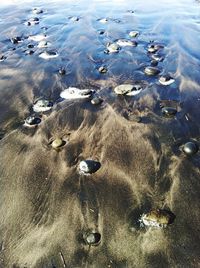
[0, 0, 200, 267]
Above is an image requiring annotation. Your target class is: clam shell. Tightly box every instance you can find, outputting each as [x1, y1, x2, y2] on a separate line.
[33, 100, 53, 113]
[60, 87, 93, 100]
[141, 209, 175, 228]
[144, 66, 160, 76]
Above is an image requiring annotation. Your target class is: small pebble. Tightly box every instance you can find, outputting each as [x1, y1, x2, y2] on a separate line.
[98, 30, 105, 35]
[159, 75, 175, 86]
[27, 44, 34, 48]
[10, 37, 22, 44]
[79, 160, 101, 174]
[182, 142, 199, 155]
[83, 231, 101, 246]
[59, 68, 66, 75]
[24, 115, 41, 126]
[106, 43, 120, 53]
[39, 51, 58, 59]
[33, 99, 53, 113]
[116, 39, 137, 47]
[32, 8, 43, 14]
[129, 31, 139, 38]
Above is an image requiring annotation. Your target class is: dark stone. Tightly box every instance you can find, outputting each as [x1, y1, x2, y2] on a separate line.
[27, 44, 34, 48]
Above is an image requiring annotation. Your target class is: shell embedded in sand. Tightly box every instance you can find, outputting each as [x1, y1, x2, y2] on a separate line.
[161, 106, 177, 117]
[51, 138, 64, 149]
[25, 17, 39, 26]
[144, 66, 160, 76]
[98, 66, 107, 73]
[28, 34, 46, 42]
[114, 84, 143, 96]
[60, 87, 93, 100]
[39, 51, 59, 59]
[37, 41, 51, 48]
[140, 209, 175, 228]
[147, 43, 164, 53]
[83, 231, 101, 246]
[151, 53, 164, 62]
[10, 37, 23, 44]
[116, 39, 137, 47]
[79, 160, 101, 174]
[106, 43, 120, 53]
[33, 99, 53, 113]
[129, 31, 139, 38]
[24, 115, 41, 127]
[99, 18, 108, 23]
[159, 75, 175, 86]
[182, 142, 199, 155]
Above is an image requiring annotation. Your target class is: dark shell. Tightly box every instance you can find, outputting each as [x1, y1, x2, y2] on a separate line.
[162, 106, 177, 117]
[83, 231, 101, 246]
[144, 66, 160, 76]
[98, 30, 105, 35]
[182, 142, 199, 155]
[27, 44, 34, 48]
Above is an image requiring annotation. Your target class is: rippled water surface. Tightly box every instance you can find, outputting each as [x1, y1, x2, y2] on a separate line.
[0, 0, 200, 267]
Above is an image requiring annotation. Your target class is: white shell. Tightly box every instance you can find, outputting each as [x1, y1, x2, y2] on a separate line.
[37, 41, 51, 48]
[129, 31, 139, 38]
[99, 18, 108, 23]
[28, 34, 46, 42]
[159, 76, 175, 86]
[79, 161, 90, 173]
[39, 51, 58, 59]
[60, 87, 93, 99]
[114, 84, 142, 96]
[106, 43, 120, 53]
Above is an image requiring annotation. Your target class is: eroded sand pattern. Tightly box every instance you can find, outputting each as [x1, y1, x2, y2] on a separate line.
[0, 0, 200, 267]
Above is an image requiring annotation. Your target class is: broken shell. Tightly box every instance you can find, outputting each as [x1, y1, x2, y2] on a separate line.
[144, 66, 160, 76]
[10, 37, 23, 44]
[182, 142, 199, 155]
[28, 34, 46, 42]
[33, 99, 53, 113]
[83, 231, 101, 246]
[37, 41, 51, 48]
[140, 209, 175, 228]
[114, 84, 143, 96]
[60, 87, 93, 99]
[79, 160, 101, 174]
[161, 106, 177, 118]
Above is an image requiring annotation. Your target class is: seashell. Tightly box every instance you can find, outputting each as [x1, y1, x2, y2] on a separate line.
[98, 66, 107, 73]
[83, 230, 101, 246]
[99, 18, 108, 23]
[161, 106, 177, 118]
[79, 160, 101, 175]
[116, 39, 137, 47]
[39, 51, 58, 59]
[27, 44, 34, 48]
[51, 138, 64, 149]
[33, 99, 53, 113]
[32, 8, 43, 14]
[60, 87, 93, 100]
[0, 55, 6, 62]
[10, 37, 23, 44]
[69, 16, 79, 21]
[37, 41, 51, 48]
[151, 53, 164, 62]
[24, 115, 41, 127]
[129, 31, 139, 38]
[182, 142, 199, 155]
[144, 66, 160, 76]
[140, 209, 175, 228]
[148, 43, 164, 53]
[159, 75, 175, 86]
[58, 68, 66, 75]
[28, 34, 46, 42]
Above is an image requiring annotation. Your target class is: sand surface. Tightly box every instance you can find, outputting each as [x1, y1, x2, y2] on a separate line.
[0, 0, 200, 267]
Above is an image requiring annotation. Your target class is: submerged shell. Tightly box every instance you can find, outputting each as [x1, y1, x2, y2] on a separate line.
[60, 87, 93, 100]
[79, 160, 101, 174]
[114, 84, 143, 96]
[116, 39, 137, 47]
[99, 18, 108, 23]
[37, 41, 51, 48]
[182, 142, 199, 155]
[144, 66, 160, 76]
[39, 51, 58, 59]
[159, 75, 175, 86]
[140, 209, 175, 228]
[98, 66, 107, 73]
[91, 97, 103, 105]
[33, 99, 53, 113]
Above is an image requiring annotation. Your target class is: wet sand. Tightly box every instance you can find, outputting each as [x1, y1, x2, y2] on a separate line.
[0, 0, 200, 267]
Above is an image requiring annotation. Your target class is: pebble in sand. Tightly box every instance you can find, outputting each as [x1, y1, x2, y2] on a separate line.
[37, 41, 51, 48]
[51, 138, 65, 149]
[98, 66, 107, 73]
[161, 106, 177, 118]
[24, 17, 39, 26]
[140, 209, 175, 228]
[144, 66, 160, 76]
[60, 87, 94, 99]
[129, 31, 139, 38]
[33, 99, 53, 113]
[79, 160, 101, 175]
[24, 115, 41, 127]
[147, 43, 164, 53]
